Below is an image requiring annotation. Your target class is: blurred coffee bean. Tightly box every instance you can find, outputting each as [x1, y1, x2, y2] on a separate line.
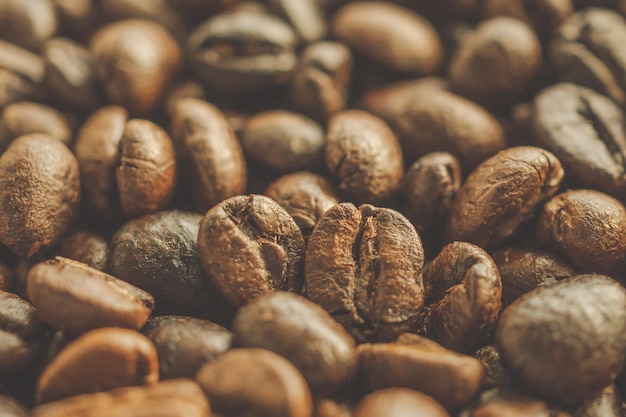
[573, 385, 623, 417]
[0, 396, 28, 417]
[101, 0, 189, 39]
[497, 275, 626, 405]
[52, 0, 98, 39]
[268, 0, 327, 43]
[0, 101, 72, 151]
[56, 230, 108, 271]
[314, 399, 352, 417]
[0, 0, 58, 51]
[354, 388, 450, 417]
[460, 388, 572, 417]
[0, 260, 14, 292]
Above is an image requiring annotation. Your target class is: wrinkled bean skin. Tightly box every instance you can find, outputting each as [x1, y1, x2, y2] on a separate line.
[536, 190, 626, 276]
[233, 291, 358, 396]
[445, 146, 563, 250]
[36, 327, 159, 404]
[532, 83, 626, 200]
[497, 275, 626, 406]
[305, 203, 425, 342]
[474, 344, 508, 389]
[354, 388, 450, 417]
[0, 133, 80, 257]
[326, 110, 404, 203]
[169, 98, 247, 213]
[198, 194, 305, 307]
[419, 242, 502, 353]
[196, 348, 313, 417]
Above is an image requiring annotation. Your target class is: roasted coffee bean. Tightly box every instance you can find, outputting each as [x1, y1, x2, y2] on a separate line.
[460, 388, 572, 417]
[0, 260, 14, 292]
[32, 379, 210, 417]
[110, 210, 229, 318]
[27, 257, 154, 335]
[196, 348, 313, 417]
[56, 230, 109, 271]
[450, 17, 542, 107]
[0, 101, 72, 151]
[492, 247, 577, 305]
[74, 106, 127, 223]
[290, 41, 352, 123]
[537, 190, 626, 275]
[198, 194, 305, 307]
[497, 275, 626, 405]
[420, 242, 501, 352]
[532, 83, 626, 199]
[0, 69, 42, 109]
[361, 81, 505, 171]
[0, 290, 46, 376]
[0, 395, 28, 417]
[0, 133, 80, 257]
[188, 9, 297, 95]
[91, 19, 181, 116]
[0, 0, 58, 51]
[0, 39, 45, 86]
[332, 2, 442, 75]
[326, 110, 404, 202]
[265, 172, 340, 238]
[115, 119, 176, 218]
[359, 335, 482, 410]
[445, 146, 563, 250]
[52, 0, 98, 40]
[101, 0, 190, 40]
[233, 291, 358, 395]
[573, 385, 623, 417]
[242, 111, 325, 173]
[268, 0, 327, 43]
[43, 37, 101, 112]
[142, 316, 231, 380]
[314, 399, 352, 417]
[306, 203, 424, 342]
[36, 327, 159, 404]
[169, 98, 246, 213]
[474, 344, 508, 389]
[354, 388, 450, 417]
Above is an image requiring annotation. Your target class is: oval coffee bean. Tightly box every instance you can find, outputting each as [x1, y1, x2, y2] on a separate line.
[496, 275, 626, 405]
[326, 110, 404, 202]
[169, 98, 247, 213]
[115, 119, 176, 218]
[445, 146, 563, 250]
[196, 348, 313, 417]
[198, 194, 305, 307]
[27, 257, 154, 335]
[358, 336, 483, 410]
[0, 101, 72, 150]
[536, 189, 626, 276]
[354, 388, 450, 417]
[306, 203, 425, 342]
[332, 2, 442, 75]
[0, 133, 80, 257]
[36, 327, 159, 404]
[233, 291, 358, 395]
[55, 230, 109, 271]
[0, 0, 58, 51]
[142, 316, 231, 380]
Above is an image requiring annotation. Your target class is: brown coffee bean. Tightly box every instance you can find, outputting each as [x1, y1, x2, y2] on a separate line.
[0, 260, 14, 292]
[306, 203, 424, 342]
[460, 388, 572, 417]
[420, 242, 502, 352]
[532, 83, 626, 200]
[361, 82, 504, 171]
[268, 0, 327, 43]
[354, 388, 450, 417]
[142, 316, 231, 380]
[116, 119, 177, 218]
[0, 290, 46, 376]
[492, 247, 577, 305]
[0, 133, 80, 257]
[0, 39, 45, 86]
[43, 37, 101, 112]
[445, 146, 563, 250]
[242, 111, 325, 173]
[74, 106, 127, 223]
[332, 2, 442, 75]
[265, 172, 340, 238]
[326, 110, 404, 202]
[497, 275, 626, 405]
[0, 101, 72, 151]
[198, 194, 305, 307]
[32, 379, 210, 417]
[169, 98, 247, 212]
[196, 348, 313, 417]
[233, 291, 358, 395]
[91, 19, 181, 116]
[0, 396, 28, 417]
[52, 0, 98, 40]
[0, 0, 58, 51]
[36, 327, 159, 404]
[56, 230, 109, 271]
[314, 399, 352, 417]
[110, 210, 230, 318]
[0, 69, 42, 109]
[450, 17, 542, 107]
[290, 41, 352, 123]
[188, 9, 297, 95]
[101, 0, 190, 40]
[27, 257, 154, 335]
[474, 344, 508, 389]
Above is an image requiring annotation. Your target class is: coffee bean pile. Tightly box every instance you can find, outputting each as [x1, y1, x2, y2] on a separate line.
[2, 1, 626, 416]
